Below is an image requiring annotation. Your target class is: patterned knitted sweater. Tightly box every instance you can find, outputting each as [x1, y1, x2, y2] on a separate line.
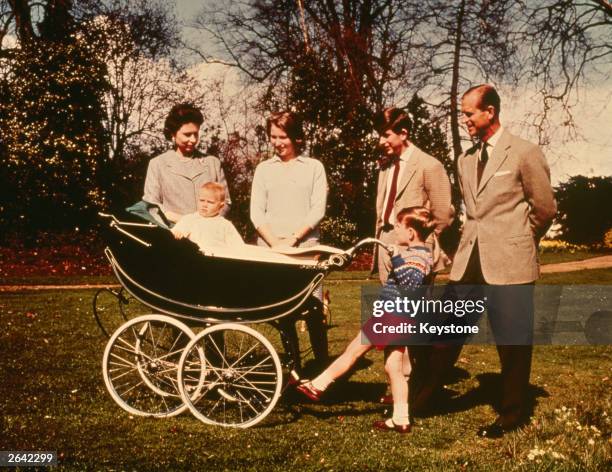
[380, 245, 433, 303]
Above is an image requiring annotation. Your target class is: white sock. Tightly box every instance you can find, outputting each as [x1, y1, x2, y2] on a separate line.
[311, 371, 334, 391]
[392, 403, 410, 426]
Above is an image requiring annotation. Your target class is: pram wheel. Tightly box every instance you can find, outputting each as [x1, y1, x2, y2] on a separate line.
[103, 314, 204, 417]
[178, 323, 283, 428]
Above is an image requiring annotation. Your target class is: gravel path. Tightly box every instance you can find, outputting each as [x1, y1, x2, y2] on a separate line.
[540, 255, 612, 273]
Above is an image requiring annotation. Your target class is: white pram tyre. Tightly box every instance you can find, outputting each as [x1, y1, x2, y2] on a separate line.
[103, 314, 203, 417]
[178, 323, 283, 428]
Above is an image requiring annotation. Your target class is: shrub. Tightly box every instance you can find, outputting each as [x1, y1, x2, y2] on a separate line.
[539, 239, 591, 253]
[604, 228, 612, 249]
[319, 216, 358, 249]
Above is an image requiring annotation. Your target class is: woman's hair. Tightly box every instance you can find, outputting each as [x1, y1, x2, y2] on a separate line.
[396, 206, 435, 241]
[374, 107, 412, 135]
[163, 103, 204, 140]
[266, 111, 305, 152]
[200, 181, 225, 202]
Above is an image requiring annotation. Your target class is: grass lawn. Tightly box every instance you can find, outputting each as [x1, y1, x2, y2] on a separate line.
[1, 270, 610, 470]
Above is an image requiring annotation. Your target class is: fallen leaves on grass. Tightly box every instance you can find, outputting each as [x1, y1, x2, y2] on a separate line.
[1, 231, 110, 278]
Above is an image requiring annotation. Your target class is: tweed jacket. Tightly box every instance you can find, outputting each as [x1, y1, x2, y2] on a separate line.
[143, 150, 231, 217]
[450, 129, 557, 284]
[375, 145, 454, 272]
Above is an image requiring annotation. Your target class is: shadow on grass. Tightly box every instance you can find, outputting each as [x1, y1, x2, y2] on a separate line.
[415, 372, 549, 420]
[281, 380, 390, 421]
[281, 364, 549, 427]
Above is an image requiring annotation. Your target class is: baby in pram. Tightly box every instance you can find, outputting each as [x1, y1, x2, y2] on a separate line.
[171, 182, 244, 249]
[169, 181, 345, 267]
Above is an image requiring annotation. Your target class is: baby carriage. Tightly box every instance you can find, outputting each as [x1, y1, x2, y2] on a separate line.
[97, 208, 385, 428]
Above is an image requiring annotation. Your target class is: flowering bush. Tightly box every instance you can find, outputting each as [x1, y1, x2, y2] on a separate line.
[539, 239, 591, 253]
[604, 228, 612, 249]
[320, 216, 359, 249]
[0, 231, 110, 278]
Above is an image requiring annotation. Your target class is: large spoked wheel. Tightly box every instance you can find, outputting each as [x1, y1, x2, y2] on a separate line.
[178, 323, 283, 428]
[103, 314, 204, 417]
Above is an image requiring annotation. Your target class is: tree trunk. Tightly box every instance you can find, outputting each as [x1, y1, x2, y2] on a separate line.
[449, 0, 465, 164]
[8, 0, 35, 44]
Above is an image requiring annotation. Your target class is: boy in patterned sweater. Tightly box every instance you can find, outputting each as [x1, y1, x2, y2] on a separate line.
[296, 207, 434, 433]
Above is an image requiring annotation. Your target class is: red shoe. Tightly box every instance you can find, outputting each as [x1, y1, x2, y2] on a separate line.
[379, 394, 393, 405]
[295, 382, 323, 402]
[372, 419, 411, 434]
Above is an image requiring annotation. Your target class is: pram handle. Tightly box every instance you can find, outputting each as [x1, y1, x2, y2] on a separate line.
[98, 212, 156, 248]
[345, 237, 392, 256]
[321, 238, 392, 270]
[98, 212, 157, 228]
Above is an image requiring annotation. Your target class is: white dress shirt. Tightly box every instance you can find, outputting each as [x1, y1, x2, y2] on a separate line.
[481, 126, 504, 161]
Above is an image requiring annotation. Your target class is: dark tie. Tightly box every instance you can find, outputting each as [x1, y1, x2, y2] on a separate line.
[477, 141, 489, 186]
[383, 160, 400, 226]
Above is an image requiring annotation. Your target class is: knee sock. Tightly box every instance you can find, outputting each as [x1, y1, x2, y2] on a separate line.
[311, 371, 334, 391]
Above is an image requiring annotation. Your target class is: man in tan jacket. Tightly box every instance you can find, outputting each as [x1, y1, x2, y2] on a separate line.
[374, 107, 454, 283]
[420, 84, 556, 438]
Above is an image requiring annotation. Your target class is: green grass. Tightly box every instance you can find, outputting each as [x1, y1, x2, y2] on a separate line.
[1, 270, 611, 470]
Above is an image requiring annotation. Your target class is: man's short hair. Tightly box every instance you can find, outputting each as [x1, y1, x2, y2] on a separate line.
[463, 84, 501, 116]
[200, 181, 225, 202]
[374, 107, 412, 135]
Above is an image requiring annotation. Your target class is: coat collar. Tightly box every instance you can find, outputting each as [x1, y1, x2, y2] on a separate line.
[396, 146, 421, 197]
[477, 128, 512, 193]
[162, 150, 209, 180]
[376, 145, 422, 216]
[464, 129, 512, 198]
[269, 154, 306, 164]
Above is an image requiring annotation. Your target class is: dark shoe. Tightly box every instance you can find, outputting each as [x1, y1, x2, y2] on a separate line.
[372, 419, 411, 434]
[379, 394, 393, 405]
[477, 418, 528, 438]
[295, 382, 323, 402]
